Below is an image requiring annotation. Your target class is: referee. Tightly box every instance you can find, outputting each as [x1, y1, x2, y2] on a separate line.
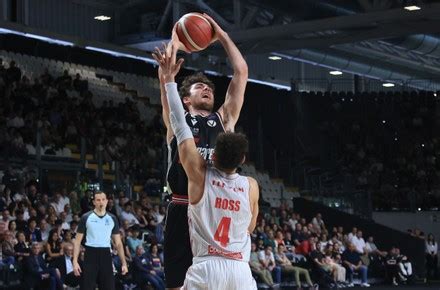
[73, 191, 128, 290]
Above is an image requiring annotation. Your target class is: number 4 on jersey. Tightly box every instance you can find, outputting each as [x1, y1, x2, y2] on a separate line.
[214, 217, 231, 247]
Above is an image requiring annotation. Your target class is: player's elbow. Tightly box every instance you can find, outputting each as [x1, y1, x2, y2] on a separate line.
[234, 63, 248, 78]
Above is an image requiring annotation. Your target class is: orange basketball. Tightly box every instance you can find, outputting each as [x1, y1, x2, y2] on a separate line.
[176, 13, 214, 52]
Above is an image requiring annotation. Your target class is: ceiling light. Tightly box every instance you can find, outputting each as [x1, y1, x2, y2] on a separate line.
[94, 15, 111, 21]
[382, 83, 395, 87]
[404, 5, 421, 11]
[329, 70, 343, 75]
[268, 56, 282, 60]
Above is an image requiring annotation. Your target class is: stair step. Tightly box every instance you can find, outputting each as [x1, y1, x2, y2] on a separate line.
[66, 144, 78, 151]
[103, 174, 115, 181]
[133, 185, 143, 192]
[71, 153, 81, 160]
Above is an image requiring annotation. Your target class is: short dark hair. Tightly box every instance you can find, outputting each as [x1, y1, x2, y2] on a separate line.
[214, 132, 248, 170]
[179, 72, 215, 99]
[92, 191, 106, 200]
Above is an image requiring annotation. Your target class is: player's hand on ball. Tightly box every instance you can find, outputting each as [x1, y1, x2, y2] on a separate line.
[202, 13, 225, 43]
[171, 24, 191, 54]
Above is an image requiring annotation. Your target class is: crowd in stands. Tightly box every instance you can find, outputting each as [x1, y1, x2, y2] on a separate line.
[0, 176, 167, 289]
[304, 90, 440, 210]
[248, 202, 431, 289]
[0, 57, 164, 186]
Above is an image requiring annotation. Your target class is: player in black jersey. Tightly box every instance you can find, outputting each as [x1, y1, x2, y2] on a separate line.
[153, 14, 248, 289]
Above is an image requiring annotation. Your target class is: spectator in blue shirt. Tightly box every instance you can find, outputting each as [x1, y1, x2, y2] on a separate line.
[342, 243, 370, 287]
[132, 245, 165, 290]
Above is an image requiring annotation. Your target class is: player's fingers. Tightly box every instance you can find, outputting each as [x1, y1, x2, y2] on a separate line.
[175, 58, 184, 72]
[170, 43, 177, 65]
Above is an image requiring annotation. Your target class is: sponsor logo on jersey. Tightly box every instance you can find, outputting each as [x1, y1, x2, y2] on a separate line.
[207, 120, 217, 127]
[208, 245, 243, 260]
[212, 180, 244, 192]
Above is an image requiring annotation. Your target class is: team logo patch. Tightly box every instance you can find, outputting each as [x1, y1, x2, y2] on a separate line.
[191, 118, 198, 126]
[207, 120, 216, 127]
[105, 218, 110, 226]
[191, 127, 200, 135]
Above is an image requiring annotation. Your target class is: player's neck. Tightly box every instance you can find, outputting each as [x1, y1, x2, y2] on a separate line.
[215, 165, 237, 175]
[189, 108, 211, 117]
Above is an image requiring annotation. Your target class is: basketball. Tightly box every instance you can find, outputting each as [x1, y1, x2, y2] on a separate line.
[176, 13, 214, 52]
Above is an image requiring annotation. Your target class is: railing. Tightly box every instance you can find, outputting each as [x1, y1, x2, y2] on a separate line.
[292, 78, 440, 92]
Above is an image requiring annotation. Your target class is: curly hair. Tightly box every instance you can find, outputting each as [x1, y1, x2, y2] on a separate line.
[179, 72, 215, 99]
[214, 132, 248, 170]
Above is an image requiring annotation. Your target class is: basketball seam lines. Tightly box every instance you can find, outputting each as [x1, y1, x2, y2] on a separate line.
[180, 15, 205, 51]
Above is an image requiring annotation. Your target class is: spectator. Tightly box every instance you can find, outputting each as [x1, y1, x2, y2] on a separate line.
[51, 192, 65, 214]
[14, 231, 30, 261]
[24, 242, 63, 290]
[149, 244, 164, 279]
[26, 218, 42, 242]
[39, 219, 51, 241]
[312, 213, 325, 230]
[45, 229, 63, 266]
[386, 247, 404, 285]
[342, 243, 370, 287]
[259, 245, 281, 284]
[126, 226, 143, 256]
[348, 227, 357, 242]
[121, 202, 140, 227]
[365, 236, 387, 258]
[426, 233, 438, 280]
[276, 244, 317, 290]
[7, 220, 17, 239]
[352, 230, 367, 254]
[132, 245, 165, 290]
[396, 248, 413, 282]
[1, 231, 16, 267]
[249, 242, 275, 287]
[52, 242, 80, 288]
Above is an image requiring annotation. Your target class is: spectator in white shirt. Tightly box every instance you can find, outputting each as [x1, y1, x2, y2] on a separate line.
[258, 245, 281, 284]
[352, 230, 366, 254]
[121, 202, 140, 226]
[348, 227, 358, 242]
[288, 212, 298, 231]
[426, 233, 438, 279]
[312, 213, 325, 230]
[51, 192, 65, 214]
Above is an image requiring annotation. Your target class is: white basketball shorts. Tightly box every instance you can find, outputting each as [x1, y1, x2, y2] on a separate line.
[181, 257, 257, 290]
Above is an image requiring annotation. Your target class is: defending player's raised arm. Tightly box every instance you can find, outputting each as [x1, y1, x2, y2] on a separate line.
[203, 14, 248, 132]
[247, 176, 259, 233]
[158, 42, 206, 204]
[153, 44, 175, 144]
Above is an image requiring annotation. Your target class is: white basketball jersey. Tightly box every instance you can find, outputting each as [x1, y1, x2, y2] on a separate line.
[188, 167, 252, 262]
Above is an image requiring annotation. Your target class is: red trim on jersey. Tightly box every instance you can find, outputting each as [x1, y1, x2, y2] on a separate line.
[172, 193, 189, 204]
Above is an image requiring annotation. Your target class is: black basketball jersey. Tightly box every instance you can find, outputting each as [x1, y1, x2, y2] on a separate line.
[167, 112, 225, 196]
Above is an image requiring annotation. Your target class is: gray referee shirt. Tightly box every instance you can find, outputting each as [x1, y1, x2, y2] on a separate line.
[77, 211, 119, 248]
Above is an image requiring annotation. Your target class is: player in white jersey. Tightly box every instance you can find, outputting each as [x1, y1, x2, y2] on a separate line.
[153, 39, 259, 290]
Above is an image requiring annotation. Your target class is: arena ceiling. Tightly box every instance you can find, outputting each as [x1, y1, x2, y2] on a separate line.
[86, 0, 440, 89]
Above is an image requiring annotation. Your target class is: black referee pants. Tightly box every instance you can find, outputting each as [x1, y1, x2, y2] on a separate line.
[81, 246, 115, 290]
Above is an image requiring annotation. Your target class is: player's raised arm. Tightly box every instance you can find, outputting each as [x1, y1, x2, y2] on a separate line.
[203, 14, 248, 131]
[156, 42, 206, 204]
